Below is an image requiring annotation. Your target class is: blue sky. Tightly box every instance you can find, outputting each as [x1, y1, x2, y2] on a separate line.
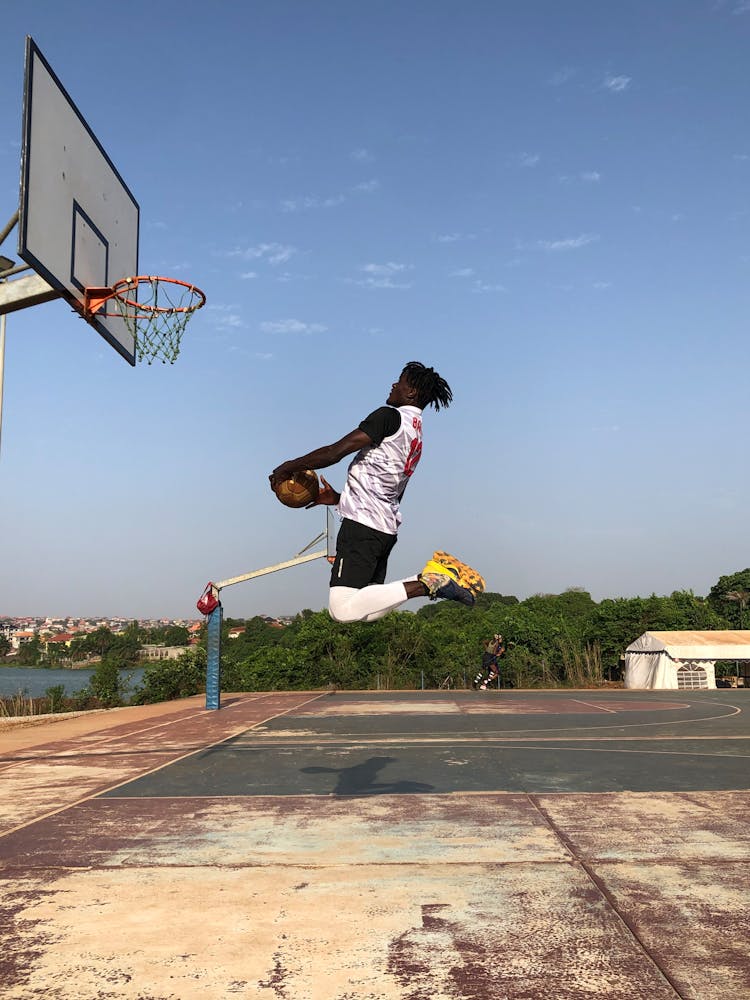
[0, 1, 748, 620]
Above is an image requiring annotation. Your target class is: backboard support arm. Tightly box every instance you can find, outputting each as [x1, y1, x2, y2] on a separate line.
[202, 508, 337, 709]
[0, 210, 19, 249]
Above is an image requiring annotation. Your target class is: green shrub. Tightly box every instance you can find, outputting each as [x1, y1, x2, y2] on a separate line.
[44, 684, 66, 713]
[131, 648, 206, 704]
[70, 687, 96, 711]
[89, 660, 127, 707]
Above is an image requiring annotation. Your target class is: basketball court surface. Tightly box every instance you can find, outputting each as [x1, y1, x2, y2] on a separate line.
[2, 688, 749, 999]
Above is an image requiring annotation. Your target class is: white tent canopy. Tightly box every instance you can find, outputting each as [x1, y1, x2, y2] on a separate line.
[624, 630, 750, 690]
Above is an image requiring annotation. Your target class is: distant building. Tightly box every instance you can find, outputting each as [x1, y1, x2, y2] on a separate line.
[141, 645, 187, 661]
[10, 630, 36, 650]
[44, 633, 77, 651]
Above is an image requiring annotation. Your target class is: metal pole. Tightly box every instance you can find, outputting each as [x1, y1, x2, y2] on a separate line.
[200, 510, 336, 709]
[205, 602, 223, 710]
[0, 210, 19, 249]
[0, 311, 5, 457]
[214, 548, 328, 590]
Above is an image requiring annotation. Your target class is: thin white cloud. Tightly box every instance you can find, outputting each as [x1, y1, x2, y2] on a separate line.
[350, 147, 373, 162]
[227, 243, 297, 266]
[558, 171, 602, 184]
[240, 271, 258, 280]
[590, 423, 621, 434]
[537, 234, 599, 251]
[259, 319, 327, 334]
[353, 179, 380, 193]
[733, 1, 750, 12]
[604, 75, 631, 92]
[550, 67, 577, 86]
[733, 153, 750, 161]
[519, 152, 541, 167]
[281, 194, 345, 212]
[449, 268, 475, 278]
[347, 262, 414, 289]
[350, 264, 412, 289]
[436, 232, 476, 243]
[472, 280, 507, 293]
[357, 277, 413, 289]
[593, 281, 612, 290]
[208, 305, 245, 329]
[361, 262, 411, 276]
[160, 261, 191, 274]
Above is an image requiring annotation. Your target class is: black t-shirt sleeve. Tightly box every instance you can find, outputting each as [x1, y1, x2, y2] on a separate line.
[359, 406, 401, 446]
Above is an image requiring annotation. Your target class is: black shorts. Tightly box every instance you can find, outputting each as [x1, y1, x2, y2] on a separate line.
[329, 517, 398, 589]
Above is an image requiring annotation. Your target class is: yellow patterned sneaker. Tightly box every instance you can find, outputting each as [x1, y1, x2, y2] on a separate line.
[431, 551, 486, 599]
[419, 558, 476, 607]
[421, 558, 456, 581]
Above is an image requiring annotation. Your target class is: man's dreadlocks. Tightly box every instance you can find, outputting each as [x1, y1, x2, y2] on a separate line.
[401, 361, 453, 411]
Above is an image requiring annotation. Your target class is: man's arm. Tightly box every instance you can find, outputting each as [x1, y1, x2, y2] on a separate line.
[269, 428, 372, 490]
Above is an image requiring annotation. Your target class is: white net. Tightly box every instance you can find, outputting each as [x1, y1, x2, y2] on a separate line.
[111, 277, 205, 365]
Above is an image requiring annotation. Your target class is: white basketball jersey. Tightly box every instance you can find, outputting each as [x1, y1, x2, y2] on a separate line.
[338, 405, 423, 534]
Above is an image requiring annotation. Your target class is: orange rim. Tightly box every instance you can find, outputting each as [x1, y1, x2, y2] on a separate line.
[84, 276, 206, 318]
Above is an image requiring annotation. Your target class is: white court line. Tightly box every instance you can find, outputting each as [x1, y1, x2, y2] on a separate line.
[493, 743, 750, 760]
[571, 699, 618, 714]
[225, 735, 750, 747]
[283, 700, 743, 738]
[242, 701, 744, 741]
[0, 692, 329, 839]
[0, 694, 263, 766]
[2, 692, 318, 762]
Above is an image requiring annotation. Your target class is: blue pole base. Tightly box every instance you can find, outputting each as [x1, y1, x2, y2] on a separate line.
[205, 602, 222, 710]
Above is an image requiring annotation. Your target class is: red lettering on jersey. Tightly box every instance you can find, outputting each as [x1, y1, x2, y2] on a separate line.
[412, 416, 422, 432]
[404, 437, 422, 476]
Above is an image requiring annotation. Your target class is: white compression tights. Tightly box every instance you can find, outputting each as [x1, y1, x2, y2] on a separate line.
[328, 577, 418, 623]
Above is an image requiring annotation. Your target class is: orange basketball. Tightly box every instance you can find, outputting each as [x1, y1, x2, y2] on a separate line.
[274, 469, 320, 508]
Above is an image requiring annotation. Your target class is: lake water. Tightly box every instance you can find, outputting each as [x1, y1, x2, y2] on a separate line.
[0, 665, 146, 699]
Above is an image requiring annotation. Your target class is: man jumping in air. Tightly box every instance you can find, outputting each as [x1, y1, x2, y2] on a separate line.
[270, 362, 484, 623]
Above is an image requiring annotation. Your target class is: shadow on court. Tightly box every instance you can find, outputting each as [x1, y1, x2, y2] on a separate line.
[301, 755, 435, 795]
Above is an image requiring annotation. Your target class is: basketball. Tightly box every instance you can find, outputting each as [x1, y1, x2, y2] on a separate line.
[274, 469, 320, 508]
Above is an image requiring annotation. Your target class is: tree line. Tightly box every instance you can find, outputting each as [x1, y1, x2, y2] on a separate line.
[214, 569, 747, 695]
[155, 567, 744, 699]
[4, 570, 748, 708]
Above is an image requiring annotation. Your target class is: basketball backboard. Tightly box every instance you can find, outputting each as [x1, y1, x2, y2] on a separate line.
[17, 38, 139, 365]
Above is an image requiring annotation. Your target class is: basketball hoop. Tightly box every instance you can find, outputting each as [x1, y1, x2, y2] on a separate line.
[84, 276, 206, 364]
